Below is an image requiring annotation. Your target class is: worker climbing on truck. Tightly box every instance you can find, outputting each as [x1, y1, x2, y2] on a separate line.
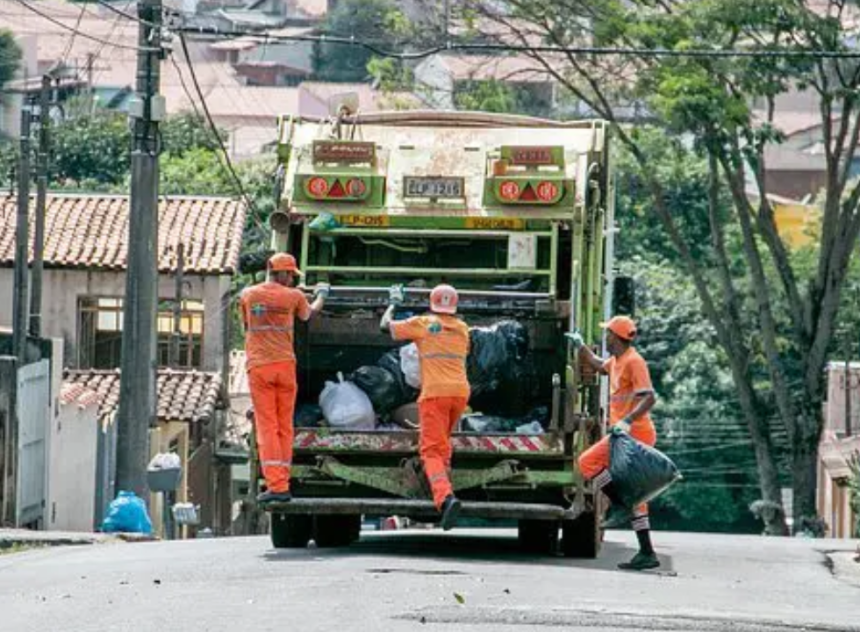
[380, 284, 470, 531]
[566, 316, 660, 571]
[240, 253, 329, 504]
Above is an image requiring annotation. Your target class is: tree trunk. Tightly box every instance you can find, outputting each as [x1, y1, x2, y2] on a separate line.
[791, 433, 820, 531]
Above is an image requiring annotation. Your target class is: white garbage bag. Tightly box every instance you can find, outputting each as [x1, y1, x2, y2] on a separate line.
[400, 343, 422, 389]
[319, 372, 376, 430]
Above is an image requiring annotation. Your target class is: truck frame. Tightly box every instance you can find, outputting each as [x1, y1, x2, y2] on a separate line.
[252, 110, 615, 557]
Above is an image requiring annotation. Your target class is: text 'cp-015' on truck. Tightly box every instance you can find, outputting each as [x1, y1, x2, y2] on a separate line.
[253, 110, 617, 557]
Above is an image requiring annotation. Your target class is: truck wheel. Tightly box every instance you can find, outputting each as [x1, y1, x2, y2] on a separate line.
[517, 519, 559, 555]
[270, 513, 313, 549]
[314, 515, 361, 547]
[560, 511, 600, 558]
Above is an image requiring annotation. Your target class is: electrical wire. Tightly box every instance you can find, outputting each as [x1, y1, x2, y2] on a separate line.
[13, 0, 158, 52]
[93, 0, 154, 25]
[176, 31, 263, 223]
[59, 1, 87, 66]
[176, 25, 860, 61]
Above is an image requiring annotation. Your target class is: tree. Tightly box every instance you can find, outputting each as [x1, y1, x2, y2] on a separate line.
[465, 0, 860, 532]
[0, 29, 21, 90]
[52, 110, 131, 187]
[315, 0, 414, 82]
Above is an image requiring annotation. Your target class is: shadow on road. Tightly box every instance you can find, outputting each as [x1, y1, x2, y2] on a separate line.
[261, 530, 675, 574]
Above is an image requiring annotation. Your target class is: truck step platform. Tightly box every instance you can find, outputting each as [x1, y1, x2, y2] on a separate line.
[264, 498, 577, 521]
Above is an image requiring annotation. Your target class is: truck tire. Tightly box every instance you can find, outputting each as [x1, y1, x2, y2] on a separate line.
[560, 511, 600, 558]
[313, 515, 362, 547]
[270, 513, 312, 549]
[517, 519, 559, 555]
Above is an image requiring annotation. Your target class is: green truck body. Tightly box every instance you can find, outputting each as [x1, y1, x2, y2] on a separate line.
[256, 110, 616, 557]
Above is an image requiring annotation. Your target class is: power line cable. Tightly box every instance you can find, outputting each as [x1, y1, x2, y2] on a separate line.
[59, 2, 87, 66]
[13, 0, 158, 52]
[176, 31, 263, 222]
[176, 26, 860, 61]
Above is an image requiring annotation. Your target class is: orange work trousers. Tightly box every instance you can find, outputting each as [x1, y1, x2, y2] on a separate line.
[578, 422, 657, 518]
[419, 396, 468, 509]
[249, 361, 298, 494]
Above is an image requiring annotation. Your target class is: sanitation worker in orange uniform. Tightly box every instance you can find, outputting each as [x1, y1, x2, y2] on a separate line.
[566, 316, 659, 571]
[381, 284, 470, 531]
[240, 253, 328, 504]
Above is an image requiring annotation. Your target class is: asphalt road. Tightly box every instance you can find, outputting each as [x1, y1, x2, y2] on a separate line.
[0, 529, 858, 632]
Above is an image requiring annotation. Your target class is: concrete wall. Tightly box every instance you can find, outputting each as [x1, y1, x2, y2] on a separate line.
[0, 268, 232, 372]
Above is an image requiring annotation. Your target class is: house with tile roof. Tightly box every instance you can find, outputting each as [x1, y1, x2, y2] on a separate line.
[0, 193, 246, 374]
[62, 368, 229, 536]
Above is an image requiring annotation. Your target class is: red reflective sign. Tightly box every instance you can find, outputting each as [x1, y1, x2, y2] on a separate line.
[499, 180, 521, 201]
[346, 178, 367, 197]
[307, 176, 329, 197]
[536, 181, 559, 202]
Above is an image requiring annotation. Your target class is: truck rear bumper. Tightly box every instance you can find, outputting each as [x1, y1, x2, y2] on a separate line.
[263, 498, 586, 521]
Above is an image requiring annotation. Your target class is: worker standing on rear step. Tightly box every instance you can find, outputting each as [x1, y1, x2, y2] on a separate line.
[240, 253, 329, 505]
[381, 284, 470, 531]
[566, 316, 659, 571]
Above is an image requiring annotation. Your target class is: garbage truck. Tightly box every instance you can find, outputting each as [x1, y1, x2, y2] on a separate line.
[253, 109, 619, 557]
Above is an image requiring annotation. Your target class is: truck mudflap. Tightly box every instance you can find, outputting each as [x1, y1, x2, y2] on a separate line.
[263, 498, 585, 521]
[294, 429, 565, 456]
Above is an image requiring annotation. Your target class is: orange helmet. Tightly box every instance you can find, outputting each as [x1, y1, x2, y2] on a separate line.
[430, 284, 458, 315]
[600, 315, 637, 341]
[268, 252, 303, 276]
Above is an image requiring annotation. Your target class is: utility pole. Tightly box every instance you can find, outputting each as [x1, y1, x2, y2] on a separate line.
[30, 75, 51, 338]
[12, 106, 32, 365]
[115, 0, 164, 497]
[170, 243, 184, 368]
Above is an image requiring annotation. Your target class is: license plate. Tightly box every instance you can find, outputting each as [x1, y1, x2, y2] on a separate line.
[403, 176, 464, 199]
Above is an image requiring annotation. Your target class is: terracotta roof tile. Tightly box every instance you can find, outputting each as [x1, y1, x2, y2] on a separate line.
[0, 194, 246, 274]
[63, 369, 224, 424]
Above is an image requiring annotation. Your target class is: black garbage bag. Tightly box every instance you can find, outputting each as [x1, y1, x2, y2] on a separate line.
[294, 403, 324, 428]
[609, 432, 682, 508]
[377, 350, 419, 405]
[350, 365, 405, 415]
[467, 320, 536, 415]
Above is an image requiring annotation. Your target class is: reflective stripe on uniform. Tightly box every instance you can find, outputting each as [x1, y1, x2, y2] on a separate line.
[610, 389, 654, 403]
[247, 325, 295, 332]
[261, 460, 292, 467]
[593, 469, 612, 490]
[421, 352, 467, 361]
[427, 472, 448, 483]
[631, 515, 650, 531]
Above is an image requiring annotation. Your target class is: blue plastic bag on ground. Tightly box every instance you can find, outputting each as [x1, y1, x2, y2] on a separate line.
[609, 433, 681, 508]
[100, 491, 153, 534]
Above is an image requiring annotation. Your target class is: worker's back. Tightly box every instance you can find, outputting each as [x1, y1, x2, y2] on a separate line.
[240, 282, 309, 370]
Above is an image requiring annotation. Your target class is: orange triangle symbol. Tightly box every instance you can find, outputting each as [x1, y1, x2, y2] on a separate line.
[329, 180, 346, 198]
[520, 183, 537, 201]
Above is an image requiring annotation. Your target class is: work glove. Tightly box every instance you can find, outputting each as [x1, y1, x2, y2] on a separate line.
[564, 330, 585, 350]
[388, 284, 405, 306]
[313, 283, 331, 300]
[612, 418, 631, 435]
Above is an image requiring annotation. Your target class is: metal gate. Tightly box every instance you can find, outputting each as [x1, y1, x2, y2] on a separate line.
[16, 360, 50, 526]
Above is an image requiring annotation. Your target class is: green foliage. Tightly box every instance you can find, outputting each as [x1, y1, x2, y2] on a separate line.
[315, 0, 414, 82]
[0, 29, 21, 90]
[160, 113, 227, 157]
[52, 111, 131, 187]
[849, 455, 860, 538]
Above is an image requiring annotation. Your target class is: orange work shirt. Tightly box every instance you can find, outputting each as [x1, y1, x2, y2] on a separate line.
[603, 347, 655, 427]
[390, 314, 471, 402]
[239, 282, 311, 371]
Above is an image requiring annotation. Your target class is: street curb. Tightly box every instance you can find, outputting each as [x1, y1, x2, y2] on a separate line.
[826, 550, 860, 589]
[0, 529, 155, 550]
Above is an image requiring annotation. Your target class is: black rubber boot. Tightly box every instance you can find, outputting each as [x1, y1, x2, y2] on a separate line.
[440, 495, 461, 531]
[618, 550, 660, 571]
[257, 490, 292, 504]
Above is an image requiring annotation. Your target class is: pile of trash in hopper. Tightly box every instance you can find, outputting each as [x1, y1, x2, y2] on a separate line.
[296, 320, 548, 435]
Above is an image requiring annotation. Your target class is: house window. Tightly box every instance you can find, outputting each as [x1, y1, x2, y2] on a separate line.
[78, 297, 205, 369]
[156, 299, 205, 368]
